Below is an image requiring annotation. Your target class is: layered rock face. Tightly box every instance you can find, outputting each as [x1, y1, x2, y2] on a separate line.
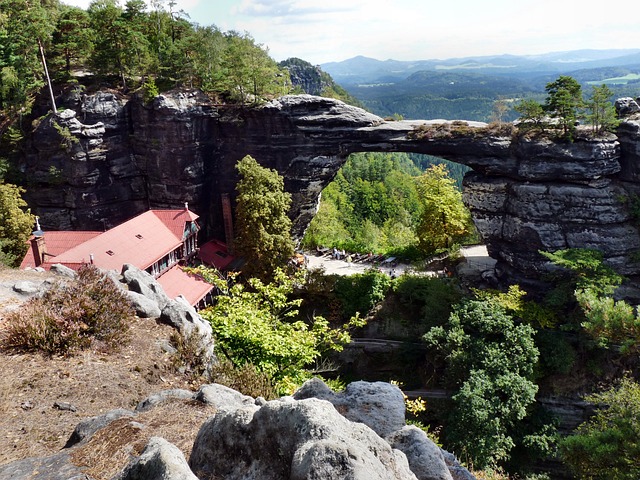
[20, 90, 640, 281]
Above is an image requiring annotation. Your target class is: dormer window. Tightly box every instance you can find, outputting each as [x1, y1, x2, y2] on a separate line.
[135, 234, 143, 239]
[106, 250, 115, 256]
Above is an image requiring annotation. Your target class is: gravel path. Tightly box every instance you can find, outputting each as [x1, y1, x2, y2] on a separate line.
[304, 245, 495, 278]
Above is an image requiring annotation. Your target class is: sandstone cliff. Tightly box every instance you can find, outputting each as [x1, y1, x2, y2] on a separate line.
[18, 89, 640, 283]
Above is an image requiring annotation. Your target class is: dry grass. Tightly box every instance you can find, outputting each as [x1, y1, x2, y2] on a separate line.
[408, 121, 516, 141]
[0, 314, 199, 467]
[71, 399, 217, 479]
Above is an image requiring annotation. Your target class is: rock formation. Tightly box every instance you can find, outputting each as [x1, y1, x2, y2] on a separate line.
[18, 90, 640, 282]
[0, 379, 472, 480]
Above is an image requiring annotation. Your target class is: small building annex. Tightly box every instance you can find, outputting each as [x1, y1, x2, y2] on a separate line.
[20, 205, 233, 307]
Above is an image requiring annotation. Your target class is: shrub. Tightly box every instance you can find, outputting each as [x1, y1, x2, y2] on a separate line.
[208, 359, 277, 400]
[334, 268, 392, 318]
[394, 275, 461, 330]
[1, 265, 133, 355]
[424, 300, 539, 468]
[196, 267, 364, 396]
[559, 377, 640, 479]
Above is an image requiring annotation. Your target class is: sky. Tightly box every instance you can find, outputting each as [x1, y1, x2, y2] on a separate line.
[60, 0, 640, 65]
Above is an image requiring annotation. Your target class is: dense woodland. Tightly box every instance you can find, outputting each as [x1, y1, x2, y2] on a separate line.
[0, 1, 639, 479]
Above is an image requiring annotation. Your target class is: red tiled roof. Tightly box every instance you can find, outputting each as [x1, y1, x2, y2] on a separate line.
[157, 264, 214, 306]
[198, 239, 236, 270]
[52, 210, 197, 271]
[20, 231, 102, 269]
[152, 209, 199, 239]
[19, 208, 218, 306]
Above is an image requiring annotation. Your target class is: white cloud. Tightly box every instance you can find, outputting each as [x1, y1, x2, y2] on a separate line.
[58, 0, 640, 64]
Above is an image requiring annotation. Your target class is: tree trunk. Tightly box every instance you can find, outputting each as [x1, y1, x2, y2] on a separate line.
[38, 38, 57, 114]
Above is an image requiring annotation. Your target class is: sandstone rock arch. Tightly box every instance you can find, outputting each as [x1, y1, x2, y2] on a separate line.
[21, 92, 640, 282]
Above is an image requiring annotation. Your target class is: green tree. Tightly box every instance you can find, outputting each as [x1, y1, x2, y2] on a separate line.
[575, 288, 640, 353]
[586, 84, 619, 135]
[544, 75, 583, 141]
[51, 5, 93, 76]
[217, 32, 284, 104]
[514, 98, 546, 133]
[234, 155, 295, 281]
[0, 0, 58, 116]
[415, 164, 472, 255]
[559, 377, 640, 479]
[302, 152, 422, 255]
[88, 0, 151, 89]
[541, 248, 623, 297]
[0, 181, 34, 266]
[424, 300, 539, 468]
[195, 267, 364, 394]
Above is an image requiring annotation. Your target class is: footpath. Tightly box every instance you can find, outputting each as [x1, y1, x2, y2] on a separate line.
[304, 245, 496, 278]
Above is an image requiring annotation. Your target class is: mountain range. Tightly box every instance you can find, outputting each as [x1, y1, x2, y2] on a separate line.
[321, 49, 640, 84]
[317, 49, 640, 121]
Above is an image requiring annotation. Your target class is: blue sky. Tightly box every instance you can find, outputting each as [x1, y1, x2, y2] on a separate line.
[61, 0, 640, 65]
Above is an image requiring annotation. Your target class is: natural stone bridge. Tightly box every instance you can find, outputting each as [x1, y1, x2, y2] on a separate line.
[22, 92, 640, 283]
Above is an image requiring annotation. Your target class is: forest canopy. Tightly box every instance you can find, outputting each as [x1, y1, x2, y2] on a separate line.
[0, 0, 298, 123]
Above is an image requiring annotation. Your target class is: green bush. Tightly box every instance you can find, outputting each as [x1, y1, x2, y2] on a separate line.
[334, 269, 392, 318]
[1, 265, 133, 355]
[559, 377, 640, 479]
[394, 275, 461, 330]
[195, 267, 364, 395]
[535, 330, 577, 377]
[424, 300, 539, 469]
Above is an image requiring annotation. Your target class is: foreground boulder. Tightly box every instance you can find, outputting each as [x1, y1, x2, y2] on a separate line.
[117, 437, 197, 480]
[0, 378, 474, 480]
[189, 397, 417, 480]
[387, 426, 453, 480]
[293, 378, 406, 437]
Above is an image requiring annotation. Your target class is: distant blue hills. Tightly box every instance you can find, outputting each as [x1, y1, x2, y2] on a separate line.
[319, 49, 640, 122]
[321, 49, 640, 84]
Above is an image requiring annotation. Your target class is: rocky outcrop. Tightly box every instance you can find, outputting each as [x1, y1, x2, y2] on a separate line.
[119, 264, 217, 374]
[118, 437, 198, 480]
[189, 397, 418, 480]
[0, 379, 472, 480]
[20, 90, 640, 282]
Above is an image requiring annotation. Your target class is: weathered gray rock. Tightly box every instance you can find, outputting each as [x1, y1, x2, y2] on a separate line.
[120, 264, 216, 373]
[189, 397, 417, 480]
[0, 452, 86, 480]
[127, 290, 162, 318]
[160, 297, 216, 369]
[118, 436, 198, 480]
[193, 383, 256, 411]
[65, 408, 135, 447]
[135, 389, 195, 413]
[386, 426, 453, 480]
[122, 264, 170, 309]
[293, 378, 406, 437]
[50, 263, 77, 278]
[442, 451, 476, 480]
[615, 97, 640, 117]
[12, 281, 40, 295]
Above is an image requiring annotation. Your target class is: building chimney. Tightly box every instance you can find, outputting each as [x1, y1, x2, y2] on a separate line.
[30, 217, 46, 267]
[89, 254, 94, 265]
[184, 202, 189, 211]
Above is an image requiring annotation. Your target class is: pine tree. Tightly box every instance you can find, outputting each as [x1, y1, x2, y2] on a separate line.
[586, 84, 619, 135]
[544, 75, 583, 141]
